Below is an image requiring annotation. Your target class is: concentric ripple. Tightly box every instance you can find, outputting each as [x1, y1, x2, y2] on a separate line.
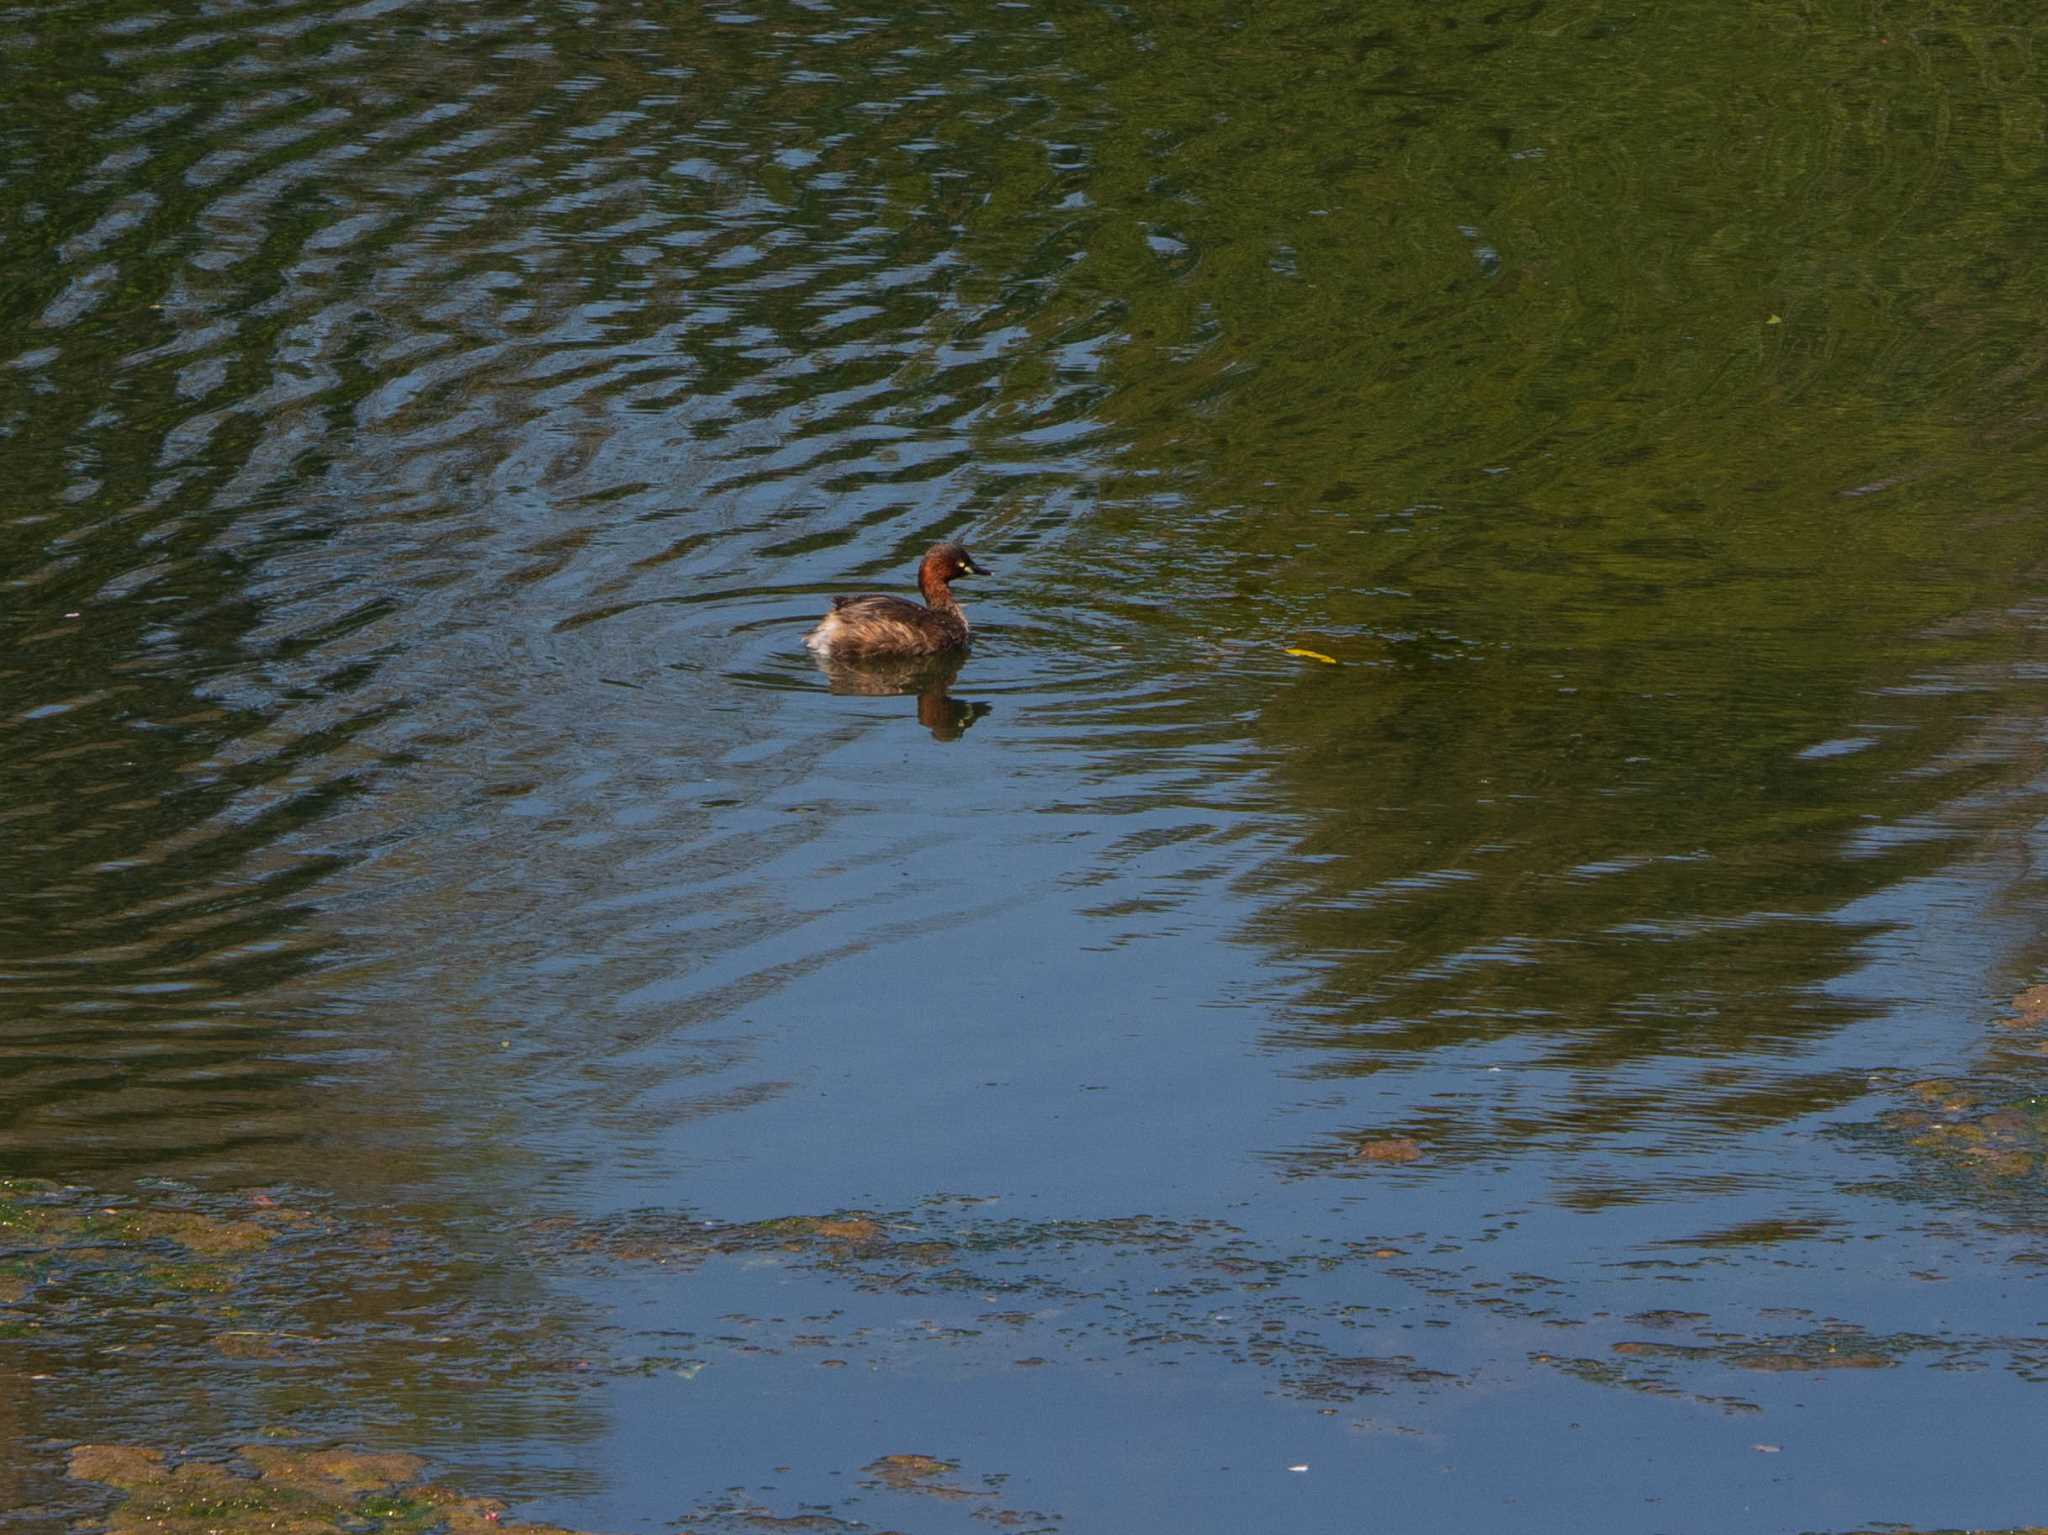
[0, 0, 1257, 1184]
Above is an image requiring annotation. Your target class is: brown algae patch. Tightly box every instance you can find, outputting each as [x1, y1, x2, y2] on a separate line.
[1865, 980, 2048, 1190]
[558, 1205, 1476, 1410]
[669, 1504, 869, 1533]
[797, 1216, 886, 1245]
[1652, 1215, 1837, 1249]
[860, 1453, 979, 1498]
[1874, 1082, 2048, 1186]
[1294, 1355, 1458, 1401]
[237, 1445, 430, 1499]
[571, 1209, 937, 1269]
[1998, 983, 2048, 1028]
[1732, 1348, 1891, 1372]
[675, 1456, 1054, 1534]
[572, 1206, 1270, 1286]
[1535, 1321, 1927, 1410]
[211, 1330, 299, 1360]
[68, 1441, 595, 1535]
[104, 1208, 273, 1257]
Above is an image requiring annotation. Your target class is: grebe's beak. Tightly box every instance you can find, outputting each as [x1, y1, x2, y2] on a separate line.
[961, 557, 990, 577]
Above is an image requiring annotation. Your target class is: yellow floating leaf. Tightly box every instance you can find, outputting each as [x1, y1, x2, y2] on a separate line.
[1765, 314, 1782, 325]
[1284, 647, 1337, 665]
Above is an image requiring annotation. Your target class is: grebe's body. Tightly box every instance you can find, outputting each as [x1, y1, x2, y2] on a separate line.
[804, 542, 989, 658]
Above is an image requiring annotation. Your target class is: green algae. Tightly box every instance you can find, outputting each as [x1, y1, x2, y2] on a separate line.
[0, 1183, 288, 1292]
[2, 1179, 609, 1528]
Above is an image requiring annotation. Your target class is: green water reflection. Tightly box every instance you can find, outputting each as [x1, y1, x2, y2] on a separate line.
[976, 0, 2048, 1171]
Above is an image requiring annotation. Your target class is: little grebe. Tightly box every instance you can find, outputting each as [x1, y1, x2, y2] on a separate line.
[804, 542, 990, 658]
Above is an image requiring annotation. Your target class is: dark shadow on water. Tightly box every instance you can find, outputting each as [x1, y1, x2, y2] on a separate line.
[813, 651, 991, 742]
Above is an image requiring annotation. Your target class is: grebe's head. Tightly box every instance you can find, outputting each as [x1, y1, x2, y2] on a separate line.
[919, 542, 989, 592]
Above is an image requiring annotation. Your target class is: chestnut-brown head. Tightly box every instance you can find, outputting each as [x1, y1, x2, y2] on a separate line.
[918, 541, 990, 601]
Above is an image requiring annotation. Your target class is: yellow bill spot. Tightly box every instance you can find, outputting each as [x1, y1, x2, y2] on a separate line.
[1284, 647, 1337, 665]
[1765, 314, 1782, 325]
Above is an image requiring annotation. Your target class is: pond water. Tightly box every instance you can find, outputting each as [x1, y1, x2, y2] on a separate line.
[5, 0, 2048, 1530]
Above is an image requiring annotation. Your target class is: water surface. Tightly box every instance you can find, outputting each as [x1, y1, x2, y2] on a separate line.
[5, 0, 2048, 1529]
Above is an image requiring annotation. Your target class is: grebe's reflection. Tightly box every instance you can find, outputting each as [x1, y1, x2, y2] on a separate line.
[814, 650, 991, 742]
